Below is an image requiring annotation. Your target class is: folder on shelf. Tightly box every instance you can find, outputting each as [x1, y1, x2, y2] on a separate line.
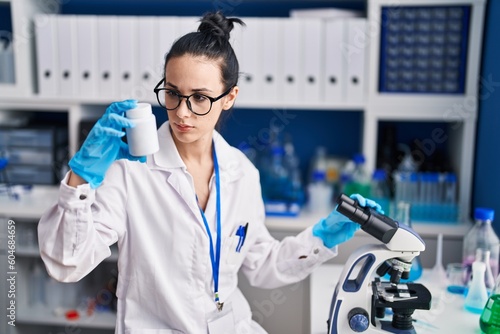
[117, 16, 138, 99]
[137, 16, 158, 102]
[238, 17, 261, 103]
[34, 14, 58, 96]
[323, 19, 345, 103]
[176, 16, 199, 37]
[75, 15, 97, 98]
[258, 18, 282, 104]
[282, 19, 302, 104]
[345, 18, 367, 103]
[56, 15, 77, 97]
[156, 16, 177, 84]
[300, 19, 324, 104]
[96, 16, 117, 98]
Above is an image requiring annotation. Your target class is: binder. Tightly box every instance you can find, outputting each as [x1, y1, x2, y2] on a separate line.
[157, 17, 177, 80]
[323, 19, 345, 103]
[35, 14, 58, 96]
[117, 16, 138, 99]
[75, 15, 97, 98]
[345, 18, 367, 103]
[230, 19, 244, 87]
[258, 18, 281, 103]
[238, 17, 261, 103]
[300, 19, 324, 104]
[96, 16, 117, 98]
[56, 15, 77, 97]
[176, 16, 199, 37]
[281, 19, 301, 103]
[137, 16, 158, 101]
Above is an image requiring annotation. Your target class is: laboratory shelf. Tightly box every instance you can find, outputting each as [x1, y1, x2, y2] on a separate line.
[17, 307, 116, 329]
[265, 210, 472, 238]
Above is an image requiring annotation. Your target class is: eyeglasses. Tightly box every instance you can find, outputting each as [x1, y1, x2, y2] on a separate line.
[153, 78, 234, 116]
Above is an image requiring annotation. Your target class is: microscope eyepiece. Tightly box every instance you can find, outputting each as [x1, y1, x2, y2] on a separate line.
[336, 193, 399, 244]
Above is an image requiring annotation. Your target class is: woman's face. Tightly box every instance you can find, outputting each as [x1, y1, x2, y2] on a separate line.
[164, 54, 237, 145]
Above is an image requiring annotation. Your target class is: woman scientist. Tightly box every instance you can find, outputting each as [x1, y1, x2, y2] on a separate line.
[38, 11, 382, 334]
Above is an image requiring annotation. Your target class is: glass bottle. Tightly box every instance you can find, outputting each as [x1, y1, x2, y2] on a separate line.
[344, 153, 371, 198]
[370, 169, 391, 215]
[462, 208, 499, 288]
[464, 261, 489, 314]
[480, 274, 500, 333]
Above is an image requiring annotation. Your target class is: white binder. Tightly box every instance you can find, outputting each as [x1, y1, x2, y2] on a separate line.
[96, 16, 117, 98]
[345, 18, 367, 103]
[156, 17, 177, 80]
[75, 15, 97, 98]
[323, 19, 345, 103]
[117, 16, 137, 99]
[176, 16, 199, 37]
[282, 19, 301, 104]
[238, 17, 261, 103]
[258, 18, 282, 103]
[230, 19, 244, 87]
[34, 14, 58, 96]
[300, 19, 324, 104]
[137, 16, 158, 101]
[56, 15, 77, 97]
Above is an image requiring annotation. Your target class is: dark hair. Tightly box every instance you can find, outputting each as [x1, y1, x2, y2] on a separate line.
[163, 12, 244, 91]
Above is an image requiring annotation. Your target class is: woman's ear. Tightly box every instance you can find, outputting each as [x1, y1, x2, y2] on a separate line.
[222, 86, 239, 110]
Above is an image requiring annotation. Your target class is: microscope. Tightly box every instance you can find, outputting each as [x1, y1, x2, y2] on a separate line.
[327, 194, 432, 334]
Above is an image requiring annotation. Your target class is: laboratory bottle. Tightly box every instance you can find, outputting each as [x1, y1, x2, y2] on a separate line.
[480, 273, 500, 333]
[264, 145, 289, 203]
[126, 102, 159, 156]
[307, 170, 333, 214]
[464, 261, 489, 314]
[344, 153, 371, 198]
[370, 169, 391, 215]
[309, 146, 328, 184]
[283, 138, 305, 206]
[462, 208, 499, 287]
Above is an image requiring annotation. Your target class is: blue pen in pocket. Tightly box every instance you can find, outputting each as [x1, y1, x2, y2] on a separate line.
[235, 223, 248, 252]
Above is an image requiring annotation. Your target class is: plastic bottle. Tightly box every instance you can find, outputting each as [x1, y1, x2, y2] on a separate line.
[464, 261, 489, 314]
[480, 273, 500, 333]
[125, 102, 159, 156]
[370, 169, 391, 215]
[30, 262, 47, 307]
[462, 208, 499, 288]
[283, 138, 305, 207]
[307, 170, 333, 213]
[344, 153, 371, 198]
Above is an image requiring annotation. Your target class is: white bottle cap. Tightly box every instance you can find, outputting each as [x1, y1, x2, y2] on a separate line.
[126, 102, 152, 119]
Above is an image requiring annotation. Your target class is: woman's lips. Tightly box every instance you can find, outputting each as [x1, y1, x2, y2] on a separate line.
[175, 123, 194, 132]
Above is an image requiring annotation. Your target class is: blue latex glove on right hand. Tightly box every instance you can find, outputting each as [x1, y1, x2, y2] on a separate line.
[69, 100, 146, 189]
[312, 194, 384, 248]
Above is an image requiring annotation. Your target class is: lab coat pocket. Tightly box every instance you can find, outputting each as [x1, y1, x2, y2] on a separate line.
[223, 226, 247, 269]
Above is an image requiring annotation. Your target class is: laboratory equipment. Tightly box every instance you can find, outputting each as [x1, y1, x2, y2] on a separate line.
[308, 170, 333, 213]
[464, 261, 489, 314]
[343, 153, 371, 198]
[125, 102, 159, 156]
[462, 208, 499, 288]
[370, 169, 391, 215]
[480, 274, 500, 333]
[326, 194, 431, 334]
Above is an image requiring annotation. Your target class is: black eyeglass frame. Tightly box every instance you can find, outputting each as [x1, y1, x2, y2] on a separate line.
[153, 78, 234, 116]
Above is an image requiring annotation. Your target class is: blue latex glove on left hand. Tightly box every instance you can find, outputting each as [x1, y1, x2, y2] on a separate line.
[312, 194, 384, 248]
[69, 100, 146, 189]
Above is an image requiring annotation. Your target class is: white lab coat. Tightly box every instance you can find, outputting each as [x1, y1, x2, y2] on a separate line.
[38, 121, 337, 334]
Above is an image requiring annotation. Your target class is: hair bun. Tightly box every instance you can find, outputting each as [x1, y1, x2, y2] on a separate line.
[198, 11, 244, 41]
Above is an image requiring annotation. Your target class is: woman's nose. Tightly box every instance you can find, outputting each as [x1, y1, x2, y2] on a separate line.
[176, 98, 192, 118]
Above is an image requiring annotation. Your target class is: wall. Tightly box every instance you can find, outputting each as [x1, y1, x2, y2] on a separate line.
[473, 0, 500, 234]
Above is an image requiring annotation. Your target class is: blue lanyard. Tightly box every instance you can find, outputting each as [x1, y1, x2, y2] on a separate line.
[198, 144, 223, 311]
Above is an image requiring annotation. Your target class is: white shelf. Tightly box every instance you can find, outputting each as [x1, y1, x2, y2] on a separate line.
[265, 210, 471, 238]
[17, 306, 116, 329]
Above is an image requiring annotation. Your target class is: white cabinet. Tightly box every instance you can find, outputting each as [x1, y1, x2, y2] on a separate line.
[0, 187, 118, 334]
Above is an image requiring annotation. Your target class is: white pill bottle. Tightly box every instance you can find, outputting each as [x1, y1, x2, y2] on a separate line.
[125, 103, 160, 156]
